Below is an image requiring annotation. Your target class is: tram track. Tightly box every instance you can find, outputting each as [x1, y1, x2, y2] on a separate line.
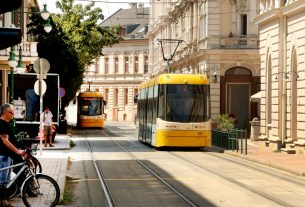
[168, 151, 305, 207]
[100, 128, 199, 207]
[104, 125, 305, 206]
[204, 152, 305, 186]
[78, 125, 305, 207]
[82, 131, 115, 207]
[82, 128, 199, 207]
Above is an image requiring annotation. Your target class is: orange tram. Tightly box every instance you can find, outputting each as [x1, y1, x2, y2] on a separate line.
[77, 91, 106, 128]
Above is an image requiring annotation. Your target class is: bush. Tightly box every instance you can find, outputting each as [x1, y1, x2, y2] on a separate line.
[215, 114, 235, 132]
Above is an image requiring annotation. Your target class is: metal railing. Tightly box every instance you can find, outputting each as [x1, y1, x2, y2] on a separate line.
[212, 128, 248, 155]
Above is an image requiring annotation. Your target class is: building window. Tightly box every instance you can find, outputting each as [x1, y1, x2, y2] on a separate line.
[241, 14, 247, 36]
[115, 57, 119, 74]
[104, 88, 109, 104]
[105, 58, 109, 74]
[114, 88, 119, 106]
[124, 56, 129, 73]
[124, 88, 128, 105]
[134, 56, 138, 73]
[267, 55, 272, 125]
[144, 56, 148, 74]
[134, 88, 138, 105]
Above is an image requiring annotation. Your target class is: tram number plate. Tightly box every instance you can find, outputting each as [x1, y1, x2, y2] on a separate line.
[198, 132, 203, 136]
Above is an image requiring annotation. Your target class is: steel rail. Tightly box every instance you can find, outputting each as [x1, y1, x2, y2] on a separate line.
[83, 131, 115, 207]
[101, 127, 199, 207]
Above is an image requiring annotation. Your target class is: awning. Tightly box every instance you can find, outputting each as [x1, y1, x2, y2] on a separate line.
[0, 27, 22, 50]
[0, 0, 22, 14]
[250, 91, 261, 102]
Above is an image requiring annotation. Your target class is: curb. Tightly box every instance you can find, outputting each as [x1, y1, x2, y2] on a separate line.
[58, 156, 69, 203]
[207, 145, 305, 177]
[223, 150, 305, 177]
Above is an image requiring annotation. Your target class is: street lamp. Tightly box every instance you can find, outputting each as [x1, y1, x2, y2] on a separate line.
[87, 79, 93, 92]
[8, 46, 18, 104]
[30, 4, 52, 33]
[16, 46, 26, 73]
[40, 4, 50, 20]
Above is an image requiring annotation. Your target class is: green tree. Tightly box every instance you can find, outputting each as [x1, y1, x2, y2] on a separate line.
[54, 0, 120, 66]
[27, 0, 120, 107]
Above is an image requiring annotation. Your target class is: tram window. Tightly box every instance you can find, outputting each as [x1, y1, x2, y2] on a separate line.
[158, 85, 165, 120]
[166, 85, 209, 122]
[152, 85, 158, 124]
[79, 98, 102, 116]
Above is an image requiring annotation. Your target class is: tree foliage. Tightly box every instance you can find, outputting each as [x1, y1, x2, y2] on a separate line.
[27, 0, 120, 107]
[54, 0, 120, 66]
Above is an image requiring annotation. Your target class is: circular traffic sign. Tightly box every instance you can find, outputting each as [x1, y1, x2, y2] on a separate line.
[34, 80, 47, 96]
[59, 87, 65, 97]
[33, 58, 50, 74]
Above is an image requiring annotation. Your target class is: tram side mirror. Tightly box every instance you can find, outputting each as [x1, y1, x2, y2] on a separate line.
[134, 94, 138, 103]
[103, 100, 107, 106]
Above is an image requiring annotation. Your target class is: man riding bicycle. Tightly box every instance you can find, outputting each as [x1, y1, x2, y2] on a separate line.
[0, 103, 27, 207]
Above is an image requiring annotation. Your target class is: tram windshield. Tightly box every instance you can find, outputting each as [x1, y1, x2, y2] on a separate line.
[79, 97, 104, 116]
[164, 84, 210, 123]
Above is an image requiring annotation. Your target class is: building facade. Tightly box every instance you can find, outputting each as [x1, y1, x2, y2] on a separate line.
[255, 0, 305, 154]
[147, 0, 260, 130]
[0, 0, 40, 104]
[83, 3, 149, 123]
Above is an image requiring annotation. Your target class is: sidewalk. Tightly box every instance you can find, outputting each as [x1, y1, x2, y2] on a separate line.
[10, 134, 71, 207]
[223, 140, 305, 176]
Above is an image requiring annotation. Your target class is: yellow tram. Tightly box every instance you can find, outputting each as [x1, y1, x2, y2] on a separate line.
[137, 74, 211, 148]
[77, 91, 106, 128]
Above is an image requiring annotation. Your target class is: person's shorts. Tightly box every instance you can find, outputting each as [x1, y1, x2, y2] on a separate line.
[0, 155, 12, 186]
[44, 126, 52, 137]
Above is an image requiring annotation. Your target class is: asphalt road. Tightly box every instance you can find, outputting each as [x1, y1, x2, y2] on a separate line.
[64, 123, 305, 207]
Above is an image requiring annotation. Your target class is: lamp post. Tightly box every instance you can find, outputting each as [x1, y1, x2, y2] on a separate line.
[8, 46, 18, 104]
[87, 80, 92, 92]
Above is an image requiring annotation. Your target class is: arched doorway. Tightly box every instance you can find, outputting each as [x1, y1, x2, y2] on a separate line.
[220, 67, 260, 130]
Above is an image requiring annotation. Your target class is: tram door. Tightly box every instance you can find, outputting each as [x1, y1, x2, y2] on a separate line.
[227, 84, 250, 129]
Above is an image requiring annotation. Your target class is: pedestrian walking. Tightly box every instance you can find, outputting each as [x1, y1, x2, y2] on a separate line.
[42, 106, 54, 147]
[0, 103, 26, 207]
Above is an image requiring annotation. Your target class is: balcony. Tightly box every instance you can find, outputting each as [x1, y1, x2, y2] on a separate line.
[0, 41, 38, 58]
[220, 35, 259, 49]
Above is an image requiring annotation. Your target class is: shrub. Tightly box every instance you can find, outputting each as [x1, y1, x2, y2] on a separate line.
[215, 114, 235, 132]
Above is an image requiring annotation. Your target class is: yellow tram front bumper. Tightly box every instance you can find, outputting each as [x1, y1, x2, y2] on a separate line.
[155, 130, 211, 147]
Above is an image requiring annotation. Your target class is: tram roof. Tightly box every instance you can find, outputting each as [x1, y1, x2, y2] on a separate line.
[79, 92, 103, 97]
[139, 74, 209, 89]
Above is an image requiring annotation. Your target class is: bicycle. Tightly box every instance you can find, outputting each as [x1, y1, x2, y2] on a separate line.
[7, 145, 42, 199]
[0, 149, 60, 207]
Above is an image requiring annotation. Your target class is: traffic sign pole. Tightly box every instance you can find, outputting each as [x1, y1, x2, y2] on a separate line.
[39, 59, 44, 155]
[33, 58, 50, 155]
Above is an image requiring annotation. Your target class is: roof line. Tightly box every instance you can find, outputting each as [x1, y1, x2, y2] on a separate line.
[101, 8, 122, 26]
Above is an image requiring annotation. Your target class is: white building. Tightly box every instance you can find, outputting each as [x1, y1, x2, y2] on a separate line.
[0, 1, 40, 104]
[83, 3, 149, 123]
[148, 0, 260, 130]
[255, 0, 305, 154]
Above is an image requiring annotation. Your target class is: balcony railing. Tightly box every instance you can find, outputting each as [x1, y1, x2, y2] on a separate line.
[0, 41, 38, 57]
[220, 35, 259, 49]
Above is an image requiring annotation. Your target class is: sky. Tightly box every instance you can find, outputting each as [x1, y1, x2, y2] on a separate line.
[38, 0, 149, 20]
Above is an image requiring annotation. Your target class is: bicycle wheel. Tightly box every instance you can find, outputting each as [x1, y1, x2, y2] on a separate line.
[21, 174, 60, 207]
[30, 156, 42, 174]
